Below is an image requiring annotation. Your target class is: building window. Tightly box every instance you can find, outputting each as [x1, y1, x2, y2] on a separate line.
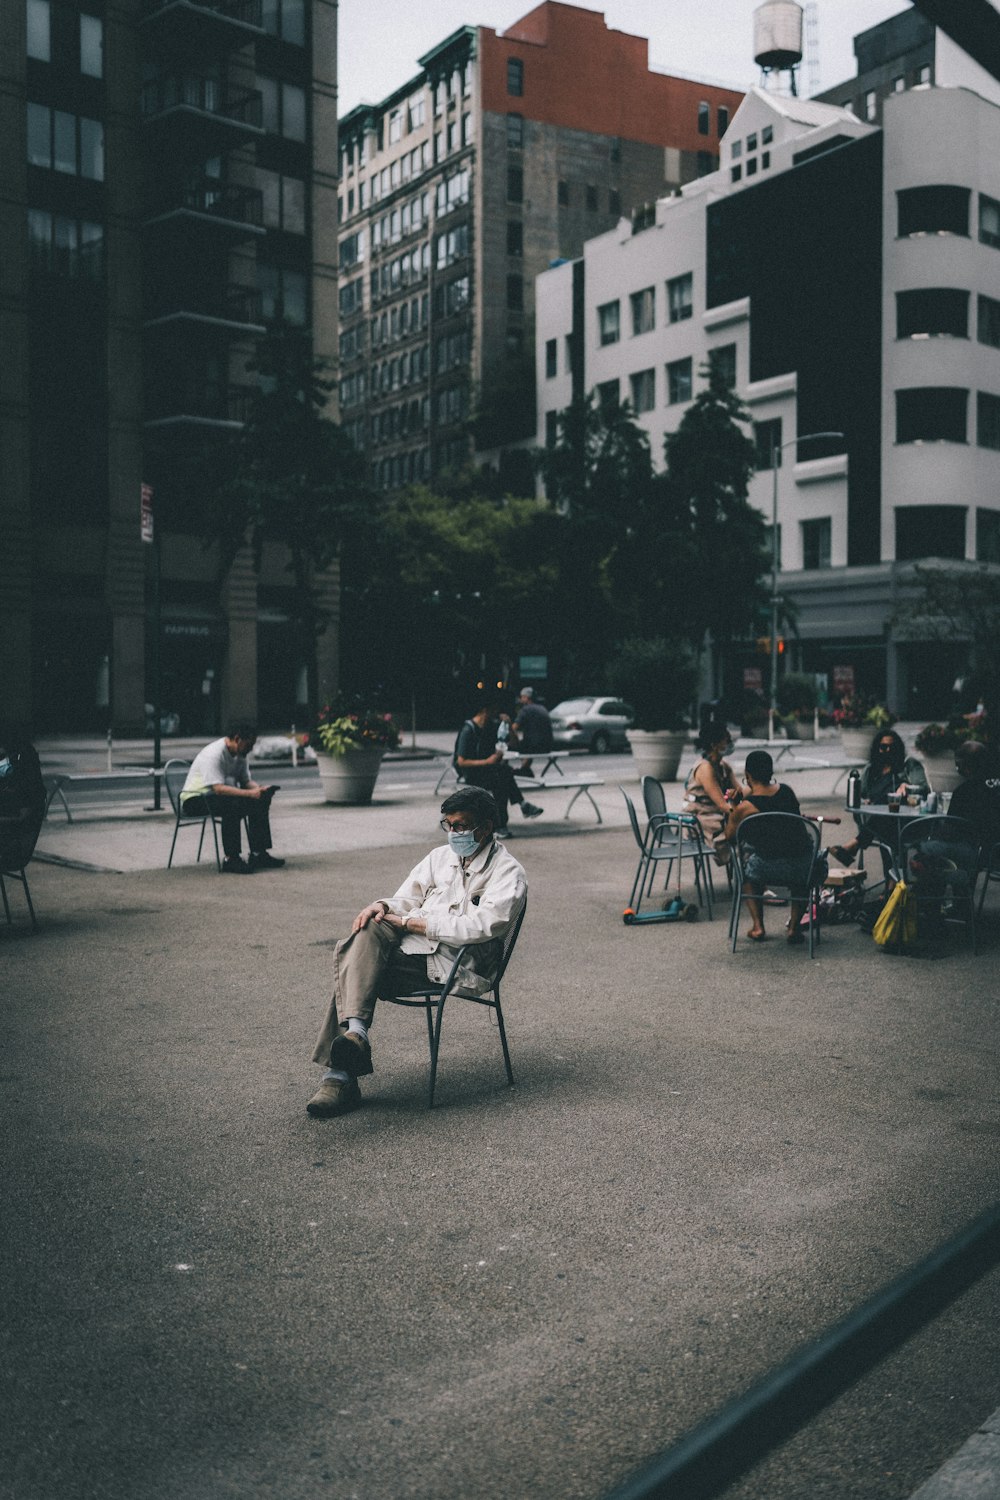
[731, 139, 742, 160]
[918, 64, 931, 84]
[896, 288, 969, 339]
[258, 262, 307, 326]
[697, 101, 710, 135]
[630, 286, 655, 335]
[262, 0, 305, 44]
[864, 90, 877, 121]
[762, 124, 773, 144]
[544, 409, 559, 448]
[507, 219, 523, 257]
[898, 185, 970, 238]
[718, 105, 729, 137]
[801, 518, 832, 570]
[258, 169, 306, 233]
[507, 112, 523, 148]
[507, 166, 523, 203]
[506, 274, 523, 311]
[28, 208, 103, 279]
[895, 387, 968, 443]
[977, 391, 1000, 450]
[507, 58, 524, 96]
[667, 272, 693, 323]
[630, 369, 655, 413]
[609, 189, 621, 215]
[895, 506, 966, 561]
[558, 179, 569, 206]
[980, 194, 1000, 249]
[27, 0, 50, 60]
[545, 339, 557, 379]
[710, 344, 736, 388]
[667, 357, 692, 405]
[598, 300, 620, 346]
[977, 509, 1000, 562]
[259, 78, 307, 141]
[754, 418, 783, 468]
[978, 294, 1000, 349]
[746, 157, 757, 177]
[730, 165, 742, 183]
[892, 75, 905, 93]
[596, 379, 620, 409]
[80, 13, 102, 76]
[761, 151, 770, 169]
[586, 183, 598, 211]
[27, 103, 104, 180]
[747, 133, 757, 152]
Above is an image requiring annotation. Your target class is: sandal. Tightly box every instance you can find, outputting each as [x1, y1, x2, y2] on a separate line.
[747, 929, 767, 942]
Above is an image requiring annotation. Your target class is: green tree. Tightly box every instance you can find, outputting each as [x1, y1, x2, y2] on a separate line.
[894, 561, 1000, 728]
[204, 327, 373, 709]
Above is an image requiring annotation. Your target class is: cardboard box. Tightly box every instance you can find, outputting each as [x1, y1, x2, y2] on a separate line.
[824, 867, 866, 888]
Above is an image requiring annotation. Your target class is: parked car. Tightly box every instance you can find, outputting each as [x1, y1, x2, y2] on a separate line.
[549, 697, 635, 753]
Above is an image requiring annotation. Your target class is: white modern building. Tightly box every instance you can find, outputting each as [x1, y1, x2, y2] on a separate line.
[535, 39, 1000, 719]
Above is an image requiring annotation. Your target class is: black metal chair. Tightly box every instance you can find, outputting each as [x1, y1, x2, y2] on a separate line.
[164, 758, 223, 870]
[900, 815, 981, 952]
[620, 787, 713, 918]
[641, 775, 716, 919]
[977, 841, 1000, 918]
[729, 813, 824, 956]
[378, 899, 526, 1108]
[1, 815, 44, 931]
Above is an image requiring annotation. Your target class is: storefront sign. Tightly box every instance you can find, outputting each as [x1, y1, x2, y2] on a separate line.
[832, 665, 855, 695]
[519, 655, 547, 680]
[743, 667, 763, 691]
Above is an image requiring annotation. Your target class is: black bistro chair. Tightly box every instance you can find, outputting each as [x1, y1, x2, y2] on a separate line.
[1, 815, 44, 931]
[729, 813, 824, 957]
[620, 787, 714, 918]
[379, 899, 526, 1108]
[900, 815, 981, 952]
[164, 758, 225, 870]
[977, 841, 1000, 919]
[641, 774, 716, 918]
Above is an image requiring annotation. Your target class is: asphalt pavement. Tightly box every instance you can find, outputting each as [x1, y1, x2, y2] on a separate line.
[2, 730, 998, 1500]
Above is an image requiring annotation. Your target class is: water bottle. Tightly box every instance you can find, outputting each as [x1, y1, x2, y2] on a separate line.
[496, 719, 510, 747]
[847, 768, 861, 810]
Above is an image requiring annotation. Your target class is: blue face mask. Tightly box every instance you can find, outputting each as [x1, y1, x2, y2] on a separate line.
[448, 829, 479, 858]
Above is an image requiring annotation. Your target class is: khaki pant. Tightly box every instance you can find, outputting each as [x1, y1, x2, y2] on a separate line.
[311, 920, 429, 1067]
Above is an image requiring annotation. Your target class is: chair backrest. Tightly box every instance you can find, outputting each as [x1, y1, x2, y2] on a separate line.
[619, 786, 647, 853]
[641, 774, 667, 824]
[495, 897, 527, 982]
[900, 814, 980, 877]
[734, 811, 821, 866]
[164, 759, 191, 816]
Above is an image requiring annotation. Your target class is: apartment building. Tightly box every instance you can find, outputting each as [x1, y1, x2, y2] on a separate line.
[335, 0, 743, 493]
[536, 53, 1000, 716]
[0, 0, 337, 733]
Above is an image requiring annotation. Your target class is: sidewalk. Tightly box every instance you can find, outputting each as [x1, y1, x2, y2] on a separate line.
[3, 730, 998, 1499]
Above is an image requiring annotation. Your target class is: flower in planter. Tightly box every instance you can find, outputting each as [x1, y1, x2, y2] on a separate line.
[314, 694, 401, 757]
[914, 720, 972, 756]
[831, 695, 894, 730]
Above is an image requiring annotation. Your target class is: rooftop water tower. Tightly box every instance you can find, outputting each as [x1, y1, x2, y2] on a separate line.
[753, 0, 804, 95]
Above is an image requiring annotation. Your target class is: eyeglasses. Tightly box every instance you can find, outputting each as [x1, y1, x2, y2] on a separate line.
[878, 742, 895, 751]
[439, 818, 479, 834]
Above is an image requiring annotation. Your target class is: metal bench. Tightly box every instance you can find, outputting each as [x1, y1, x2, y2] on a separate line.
[514, 774, 605, 823]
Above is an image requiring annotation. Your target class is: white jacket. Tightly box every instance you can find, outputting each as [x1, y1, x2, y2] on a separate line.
[379, 838, 527, 995]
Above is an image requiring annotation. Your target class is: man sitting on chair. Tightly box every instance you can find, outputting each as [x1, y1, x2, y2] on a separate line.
[180, 722, 283, 875]
[307, 786, 527, 1118]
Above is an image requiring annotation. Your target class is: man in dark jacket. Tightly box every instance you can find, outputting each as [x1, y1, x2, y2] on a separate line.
[453, 704, 542, 836]
[511, 687, 553, 777]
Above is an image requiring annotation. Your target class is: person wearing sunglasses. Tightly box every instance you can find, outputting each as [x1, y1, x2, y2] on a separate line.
[830, 728, 927, 869]
[307, 785, 527, 1118]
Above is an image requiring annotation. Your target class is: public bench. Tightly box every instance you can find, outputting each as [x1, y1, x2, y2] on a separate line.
[513, 774, 605, 823]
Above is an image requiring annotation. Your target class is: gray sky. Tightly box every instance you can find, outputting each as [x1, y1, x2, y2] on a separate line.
[338, 0, 913, 114]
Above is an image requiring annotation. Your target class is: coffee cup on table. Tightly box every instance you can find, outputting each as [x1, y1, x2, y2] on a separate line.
[887, 795, 901, 813]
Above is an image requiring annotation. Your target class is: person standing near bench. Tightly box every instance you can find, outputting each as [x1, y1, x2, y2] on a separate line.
[454, 704, 542, 838]
[181, 723, 284, 874]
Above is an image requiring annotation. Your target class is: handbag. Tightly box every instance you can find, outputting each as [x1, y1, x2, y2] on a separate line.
[872, 879, 918, 950]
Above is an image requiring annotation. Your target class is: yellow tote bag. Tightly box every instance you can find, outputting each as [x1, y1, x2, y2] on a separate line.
[872, 880, 918, 949]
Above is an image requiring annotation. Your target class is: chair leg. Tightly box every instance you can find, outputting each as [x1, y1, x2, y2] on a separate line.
[168, 816, 180, 869]
[20, 871, 37, 931]
[210, 818, 221, 872]
[428, 995, 447, 1108]
[0, 873, 10, 925]
[494, 995, 515, 1087]
[197, 819, 206, 863]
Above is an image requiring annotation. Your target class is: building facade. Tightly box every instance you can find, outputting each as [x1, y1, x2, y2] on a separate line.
[535, 53, 1000, 718]
[335, 0, 743, 494]
[0, 0, 338, 734]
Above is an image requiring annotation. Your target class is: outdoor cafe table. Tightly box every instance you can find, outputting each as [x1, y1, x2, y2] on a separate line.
[843, 798, 942, 872]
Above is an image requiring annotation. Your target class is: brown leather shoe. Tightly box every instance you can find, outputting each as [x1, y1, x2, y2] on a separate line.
[306, 1076, 361, 1117]
[329, 1029, 374, 1077]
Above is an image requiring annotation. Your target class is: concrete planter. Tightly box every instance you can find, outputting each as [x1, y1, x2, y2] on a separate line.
[919, 753, 962, 795]
[316, 746, 385, 804]
[787, 718, 815, 741]
[839, 728, 873, 762]
[626, 729, 688, 783]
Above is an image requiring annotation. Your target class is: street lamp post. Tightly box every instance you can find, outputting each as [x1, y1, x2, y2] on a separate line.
[768, 430, 844, 742]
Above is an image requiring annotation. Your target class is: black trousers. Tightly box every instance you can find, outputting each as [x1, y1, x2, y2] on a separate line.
[182, 793, 273, 859]
[460, 765, 524, 827]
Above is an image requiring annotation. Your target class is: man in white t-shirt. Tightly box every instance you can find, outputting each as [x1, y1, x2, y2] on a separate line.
[180, 723, 284, 874]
